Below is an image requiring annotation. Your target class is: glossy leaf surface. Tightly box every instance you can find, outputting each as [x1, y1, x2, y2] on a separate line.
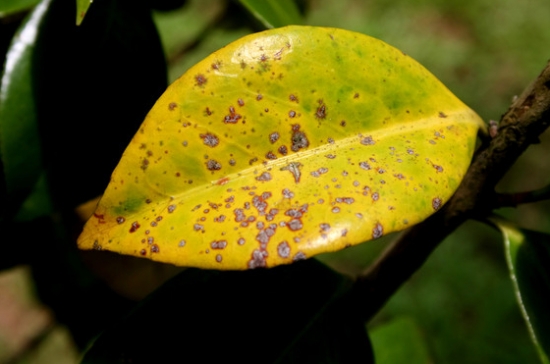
[78, 26, 483, 269]
[0, 0, 50, 219]
[494, 219, 550, 363]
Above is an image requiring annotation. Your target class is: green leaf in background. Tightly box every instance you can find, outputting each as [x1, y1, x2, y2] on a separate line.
[75, 0, 91, 25]
[13, 172, 52, 221]
[33, 0, 167, 210]
[0, 0, 50, 219]
[492, 218, 550, 364]
[0, 0, 39, 17]
[81, 259, 373, 363]
[370, 317, 432, 364]
[237, 0, 302, 28]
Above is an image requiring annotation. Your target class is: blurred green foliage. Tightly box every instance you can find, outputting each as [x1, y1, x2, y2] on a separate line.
[1, 0, 549, 362]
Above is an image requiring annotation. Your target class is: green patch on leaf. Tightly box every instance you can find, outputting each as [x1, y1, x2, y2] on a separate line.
[78, 26, 484, 269]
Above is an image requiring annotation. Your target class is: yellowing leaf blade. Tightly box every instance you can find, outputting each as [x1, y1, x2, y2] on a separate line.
[78, 26, 483, 269]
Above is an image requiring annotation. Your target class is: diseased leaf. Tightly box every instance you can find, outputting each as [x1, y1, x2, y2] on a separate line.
[78, 26, 483, 269]
[492, 218, 550, 364]
[237, 0, 302, 29]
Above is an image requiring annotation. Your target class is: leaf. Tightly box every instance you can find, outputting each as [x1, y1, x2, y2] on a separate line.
[0, 0, 51, 219]
[0, 0, 39, 16]
[75, 0, 92, 25]
[492, 218, 550, 363]
[237, 0, 302, 29]
[13, 172, 53, 221]
[77, 26, 484, 269]
[80, 259, 374, 363]
[370, 317, 432, 364]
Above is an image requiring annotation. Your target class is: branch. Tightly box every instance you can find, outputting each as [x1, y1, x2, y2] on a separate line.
[352, 61, 550, 322]
[495, 183, 550, 207]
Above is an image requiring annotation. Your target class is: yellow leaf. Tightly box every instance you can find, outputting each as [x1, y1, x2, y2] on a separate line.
[77, 26, 484, 269]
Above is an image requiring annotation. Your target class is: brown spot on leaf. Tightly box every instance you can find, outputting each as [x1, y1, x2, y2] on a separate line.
[201, 132, 219, 147]
[216, 177, 229, 185]
[141, 158, 149, 171]
[265, 151, 277, 160]
[248, 249, 268, 269]
[277, 241, 291, 258]
[287, 219, 303, 231]
[432, 197, 442, 210]
[195, 74, 207, 86]
[291, 125, 309, 152]
[281, 162, 303, 183]
[320, 223, 331, 232]
[168, 102, 177, 110]
[315, 100, 327, 119]
[206, 159, 222, 171]
[282, 188, 294, 199]
[361, 135, 375, 145]
[210, 240, 228, 249]
[129, 221, 140, 233]
[255, 172, 272, 182]
[438, 111, 447, 118]
[269, 132, 280, 143]
[372, 223, 383, 239]
[359, 161, 371, 170]
[335, 197, 355, 204]
[223, 106, 242, 124]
